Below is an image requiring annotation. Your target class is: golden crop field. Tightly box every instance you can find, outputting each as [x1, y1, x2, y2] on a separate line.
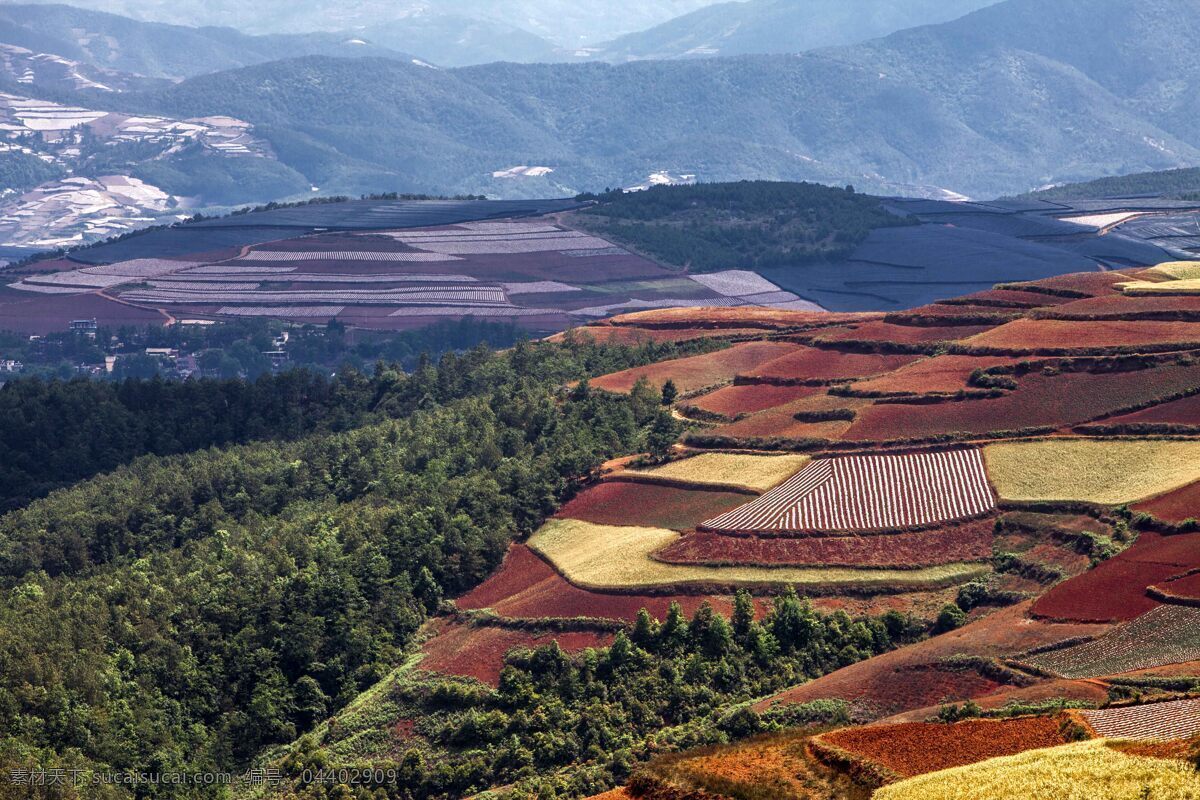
[624, 452, 811, 492]
[1119, 278, 1200, 295]
[873, 740, 1200, 800]
[1119, 260, 1200, 294]
[984, 439, 1200, 504]
[1144, 261, 1200, 280]
[527, 518, 988, 591]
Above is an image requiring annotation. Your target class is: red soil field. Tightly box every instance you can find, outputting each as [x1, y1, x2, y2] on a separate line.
[1105, 392, 1200, 425]
[850, 355, 1023, 395]
[1134, 480, 1200, 523]
[1109, 659, 1200, 679]
[757, 602, 1109, 717]
[1030, 531, 1200, 623]
[883, 682, 1110, 725]
[551, 326, 767, 345]
[816, 716, 1070, 779]
[555, 481, 749, 530]
[0, 290, 168, 334]
[886, 304, 1023, 325]
[805, 321, 996, 346]
[654, 520, 993, 568]
[1003, 272, 1131, 297]
[686, 383, 824, 416]
[605, 307, 879, 331]
[738, 346, 921, 383]
[808, 586, 964, 622]
[590, 341, 802, 393]
[419, 620, 612, 686]
[712, 395, 868, 441]
[941, 289, 1076, 308]
[455, 544, 766, 622]
[962, 319, 1200, 353]
[1041, 294, 1200, 320]
[1149, 571, 1200, 601]
[845, 362, 1200, 441]
[789, 663, 1007, 718]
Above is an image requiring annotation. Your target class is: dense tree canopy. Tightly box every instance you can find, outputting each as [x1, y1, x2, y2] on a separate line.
[574, 181, 912, 271]
[0, 335, 714, 795]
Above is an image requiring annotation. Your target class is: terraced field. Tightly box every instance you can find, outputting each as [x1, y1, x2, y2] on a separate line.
[656, 520, 993, 568]
[527, 518, 989, 592]
[1025, 604, 1200, 677]
[812, 717, 1073, 783]
[1082, 698, 1200, 741]
[1029, 531, 1200, 622]
[270, 261, 1200, 798]
[0, 202, 816, 333]
[588, 340, 802, 394]
[622, 452, 811, 492]
[702, 449, 994, 534]
[872, 740, 1200, 800]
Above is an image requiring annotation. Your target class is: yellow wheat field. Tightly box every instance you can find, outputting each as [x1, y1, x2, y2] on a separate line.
[874, 739, 1200, 800]
[625, 452, 811, 492]
[1119, 260, 1200, 294]
[1146, 261, 1200, 280]
[1119, 278, 1200, 295]
[527, 518, 988, 591]
[984, 439, 1200, 504]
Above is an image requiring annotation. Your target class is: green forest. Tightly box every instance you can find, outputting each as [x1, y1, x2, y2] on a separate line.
[0, 335, 714, 798]
[1021, 166, 1200, 201]
[571, 181, 911, 272]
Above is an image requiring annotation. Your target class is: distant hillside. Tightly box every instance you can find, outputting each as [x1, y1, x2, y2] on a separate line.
[357, 15, 557, 68]
[570, 181, 912, 271]
[104, 0, 1200, 200]
[1023, 168, 1200, 202]
[2, 0, 723, 51]
[0, 3, 409, 80]
[589, 0, 998, 61]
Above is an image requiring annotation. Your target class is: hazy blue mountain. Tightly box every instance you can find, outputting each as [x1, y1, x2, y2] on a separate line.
[109, 0, 1200, 201]
[0, 3, 410, 79]
[1, 0, 724, 48]
[357, 14, 558, 68]
[588, 0, 1000, 61]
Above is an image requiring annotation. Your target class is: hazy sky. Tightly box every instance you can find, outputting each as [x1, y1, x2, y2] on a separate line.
[5, 0, 728, 42]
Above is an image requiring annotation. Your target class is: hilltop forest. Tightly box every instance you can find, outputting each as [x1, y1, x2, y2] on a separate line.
[572, 181, 911, 271]
[0, 336, 707, 790]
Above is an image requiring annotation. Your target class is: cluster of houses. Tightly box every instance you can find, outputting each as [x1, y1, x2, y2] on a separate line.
[1, 319, 293, 381]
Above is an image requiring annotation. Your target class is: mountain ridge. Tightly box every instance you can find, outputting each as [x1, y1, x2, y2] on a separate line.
[113, 0, 1200, 201]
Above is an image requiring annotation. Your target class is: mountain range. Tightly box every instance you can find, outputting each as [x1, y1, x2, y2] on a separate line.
[588, 0, 999, 61]
[86, 0, 1199, 201]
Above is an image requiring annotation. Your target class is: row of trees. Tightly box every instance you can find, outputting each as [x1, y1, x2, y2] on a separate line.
[279, 591, 925, 799]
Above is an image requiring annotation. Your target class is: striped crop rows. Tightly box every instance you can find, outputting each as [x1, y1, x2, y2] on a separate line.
[1082, 698, 1200, 740]
[120, 287, 508, 305]
[1026, 604, 1200, 678]
[167, 272, 479, 284]
[702, 449, 996, 533]
[217, 306, 346, 317]
[241, 250, 461, 262]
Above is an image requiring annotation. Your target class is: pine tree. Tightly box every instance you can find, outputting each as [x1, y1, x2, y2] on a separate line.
[659, 601, 688, 651]
[732, 589, 755, 644]
[632, 608, 657, 649]
[660, 378, 678, 405]
[647, 409, 681, 461]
